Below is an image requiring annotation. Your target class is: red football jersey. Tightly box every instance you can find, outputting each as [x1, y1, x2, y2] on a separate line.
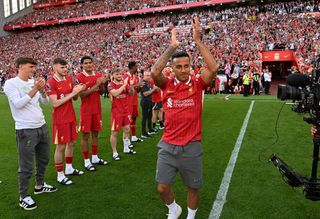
[46, 74, 76, 125]
[107, 81, 130, 115]
[160, 76, 206, 146]
[123, 72, 139, 106]
[150, 79, 162, 102]
[76, 71, 102, 115]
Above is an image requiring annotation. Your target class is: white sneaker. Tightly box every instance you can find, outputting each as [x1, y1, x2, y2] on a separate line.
[131, 137, 144, 142]
[167, 204, 182, 219]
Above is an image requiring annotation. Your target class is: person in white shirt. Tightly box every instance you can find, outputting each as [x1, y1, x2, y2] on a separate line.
[263, 66, 272, 94]
[4, 57, 57, 211]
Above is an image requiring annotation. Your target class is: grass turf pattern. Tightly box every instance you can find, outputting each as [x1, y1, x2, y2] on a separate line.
[0, 94, 319, 218]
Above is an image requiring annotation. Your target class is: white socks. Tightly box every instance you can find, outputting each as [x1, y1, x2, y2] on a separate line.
[166, 202, 197, 219]
[65, 163, 73, 173]
[57, 171, 65, 182]
[123, 138, 131, 152]
[187, 207, 198, 219]
[166, 200, 179, 213]
[92, 155, 99, 163]
[84, 158, 91, 167]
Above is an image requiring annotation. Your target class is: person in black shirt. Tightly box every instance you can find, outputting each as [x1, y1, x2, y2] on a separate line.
[252, 69, 261, 95]
[140, 71, 158, 138]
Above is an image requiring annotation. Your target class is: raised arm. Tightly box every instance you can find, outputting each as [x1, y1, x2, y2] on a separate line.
[193, 17, 219, 86]
[151, 28, 179, 87]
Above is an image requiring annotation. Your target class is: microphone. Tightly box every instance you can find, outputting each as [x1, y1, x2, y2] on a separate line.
[287, 73, 310, 87]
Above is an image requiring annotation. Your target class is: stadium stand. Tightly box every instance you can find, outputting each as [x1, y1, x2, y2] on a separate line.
[7, 0, 204, 25]
[0, 0, 319, 90]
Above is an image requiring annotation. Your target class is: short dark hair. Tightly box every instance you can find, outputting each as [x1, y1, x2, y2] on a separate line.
[128, 61, 137, 69]
[53, 58, 68, 65]
[80, 56, 93, 64]
[171, 50, 190, 62]
[15, 57, 37, 68]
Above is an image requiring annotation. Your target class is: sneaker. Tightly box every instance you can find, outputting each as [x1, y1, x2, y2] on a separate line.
[167, 204, 182, 219]
[141, 133, 151, 138]
[65, 168, 84, 176]
[148, 131, 157, 135]
[132, 137, 144, 142]
[92, 158, 108, 165]
[19, 196, 37, 210]
[113, 153, 121, 161]
[124, 149, 137, 154]
[34, 183, 58, 195]
[159, 121, 164, 130]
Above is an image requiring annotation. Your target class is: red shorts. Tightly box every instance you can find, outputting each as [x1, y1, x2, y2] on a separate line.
[53, 121, 78, 145]
[111, 113, 131, 131]
[79, 113, 102, 133]
[129, 105, 139, 118]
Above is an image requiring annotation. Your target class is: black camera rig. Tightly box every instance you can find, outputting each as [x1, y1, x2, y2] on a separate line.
[270, 145, 320, 201]
[273, 58, 320, 201]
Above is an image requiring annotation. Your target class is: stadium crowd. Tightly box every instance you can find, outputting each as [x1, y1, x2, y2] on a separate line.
[8, 0, 202, 25]
[1, 0, 320, 215]
[0, 0, 319, 93]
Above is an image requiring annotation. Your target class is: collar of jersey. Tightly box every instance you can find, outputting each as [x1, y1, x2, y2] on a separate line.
[82, 71, 96, 77]
[174, 76, 191, 86]
[126, 72, 134, 78]
[53, 74, 66, 82]
[113, 79, 123, 85]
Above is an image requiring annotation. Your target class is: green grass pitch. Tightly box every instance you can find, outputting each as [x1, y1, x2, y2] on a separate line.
[0, 93, 320, 218]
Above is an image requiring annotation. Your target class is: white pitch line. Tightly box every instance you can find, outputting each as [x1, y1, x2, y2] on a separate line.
[208, 100, 255, 219]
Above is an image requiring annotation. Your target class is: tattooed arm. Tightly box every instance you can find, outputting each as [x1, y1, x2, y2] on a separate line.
[151, 28, 179, 88]
[193, 17, 219, 86]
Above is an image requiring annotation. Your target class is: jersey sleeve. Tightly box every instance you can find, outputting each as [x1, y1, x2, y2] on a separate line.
[195, 76, 207, 90]
[126, 84, 131, 92]
[107, 82, 115, 92]
[76, 73, 83, 84]
[159, 77, 169, 91]
[46, 79, 56, 96]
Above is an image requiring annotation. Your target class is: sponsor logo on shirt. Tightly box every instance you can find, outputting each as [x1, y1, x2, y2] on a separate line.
[167, 98, 195, 108]
[174, 99, 195, 107]
[21, 86, 28, 91]
[167, 98, 173, 108]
